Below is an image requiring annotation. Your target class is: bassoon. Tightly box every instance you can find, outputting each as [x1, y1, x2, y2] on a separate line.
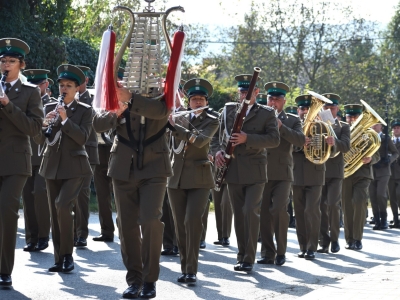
[214, 67, 261, 191]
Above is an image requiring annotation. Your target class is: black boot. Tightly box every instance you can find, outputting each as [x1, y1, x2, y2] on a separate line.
[380, 211, 389, 230]
[372, 214, 381, 230]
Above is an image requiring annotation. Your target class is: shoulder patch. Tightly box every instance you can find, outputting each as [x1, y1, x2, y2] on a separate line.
[259, 104, 274, 112]
[287, 113, 300, 118]
[78, 102, 91, 108]
[22, 82, 38, 88]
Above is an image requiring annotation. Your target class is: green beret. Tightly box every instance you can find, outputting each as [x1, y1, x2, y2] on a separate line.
[48, 78, 54, 87]
[57, 64, 86, 86]
[264, 81, 290, 96]
[322, 93, 341, 106]
[76, 65, 90, 77]
[285, 105, 298, 115]
[117, 67, 125, 80]
[23, 69, 50, 84]
[234, 74, 262, 91]
[391, 118, 400, 128]
[184, 78, 213, 98]
[343, 104, 363, 116]
[0, 38, 30, 58]
[295, 94, 312, 107]
[256, 93, 268, 105]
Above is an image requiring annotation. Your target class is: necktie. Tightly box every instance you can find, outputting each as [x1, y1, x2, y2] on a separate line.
[397, 138, 399, 144]
[4, 82, 11, 94]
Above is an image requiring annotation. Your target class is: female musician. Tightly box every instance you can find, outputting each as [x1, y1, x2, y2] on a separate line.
[167, 78, 219, 284]
[35, 64, 93, 273]
[0, 38, 43, 286]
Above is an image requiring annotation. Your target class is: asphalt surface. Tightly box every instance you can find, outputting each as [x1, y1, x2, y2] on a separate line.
[1, 209, 399, 299]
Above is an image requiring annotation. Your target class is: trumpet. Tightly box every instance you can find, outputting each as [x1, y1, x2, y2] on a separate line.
[44, 93, 66, 138]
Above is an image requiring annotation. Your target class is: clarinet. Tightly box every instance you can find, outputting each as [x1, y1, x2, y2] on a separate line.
[0, 71, 9, 109]
[45, 93, 66, 137]
[214, 67, 261, 191]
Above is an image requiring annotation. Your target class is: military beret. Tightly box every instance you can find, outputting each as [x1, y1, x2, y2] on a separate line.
[0, 38, 30, 58]
[256, 93, 268, 105]
[264, 81, 290, 96]
[234, 74, 262, 91]
[57, 64, 86, 86]
[184, 78, 213, 98]
[322, 93, 341, 106]
[23, 69, 50, 84]
[343, 104, 363, 116]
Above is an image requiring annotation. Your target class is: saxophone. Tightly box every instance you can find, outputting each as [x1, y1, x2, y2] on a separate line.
[343, 100, 385, 178]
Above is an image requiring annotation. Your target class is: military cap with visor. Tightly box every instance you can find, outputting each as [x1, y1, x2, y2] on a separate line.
[57, 64, 86, 86]
[75, 65, 91, 77]
[391, 118, 400, 128]
[0, 38, 30, 58]
[322, 93, 341, 106]
[183, 78, 213, 99]
[234, 74, 262, 92]
[343, 104, 363, 116]
[285, 105, 298, 115]
[256, 93, 268, 105]
[23, 69, 50, 84]
[295, 94, 312, 107]
[264, 81, 290, 97]
[47, 78, 54, 87]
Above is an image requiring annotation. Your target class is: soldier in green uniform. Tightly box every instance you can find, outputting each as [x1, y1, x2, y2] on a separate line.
[369, 122, 398, 230]
[0, 38, 43, 287]
[317, 94, 350, 254]
[214, 74, 280, 272]
[35, 65, 93, 273]
[73, 65, 99, 247]
[21, 69, 54, 252]
[167, 78, 219, 283]
[293, 94, 330, 260]
[258, 82, 305, 266]
[389, 119, 400, 228]
[342, 104, 380, 250]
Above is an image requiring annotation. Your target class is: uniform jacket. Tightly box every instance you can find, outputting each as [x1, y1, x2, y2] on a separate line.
[325, 119, 351, 179]
[372, 133, 399, 178]
[211, 102, 280, 185]
[390, 137, 400, 180]
[0, 79, 43, 176]
[168, 109, 219, 189]
[293, 150, 326, 186]
[267, 111, 305, 182]
[79, 91, 99, 165]
[93, 94, 172, 181]
[35, 100, 93, 179]
[351, 150, 380, 180]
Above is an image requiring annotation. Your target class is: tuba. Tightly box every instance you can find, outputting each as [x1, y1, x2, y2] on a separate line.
[343, 100, 385, 178]
[302, 91, 336, 164]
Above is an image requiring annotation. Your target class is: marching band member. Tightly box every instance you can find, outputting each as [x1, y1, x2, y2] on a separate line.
[0, 38, 43, 287]
[167, 78, 219, 284]
[389, 119, 400, 228]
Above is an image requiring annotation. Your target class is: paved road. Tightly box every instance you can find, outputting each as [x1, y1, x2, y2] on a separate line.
[1, 209, 399, 299]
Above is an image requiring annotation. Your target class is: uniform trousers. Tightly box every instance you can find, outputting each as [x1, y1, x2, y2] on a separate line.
[227, 183, 265, 264]
[22, 165, 50, 244]
[46, 177, 84, 264]
[168, 188, 209, 274]
[113, 176, 166, 286]
[93, 145, 114, 238]
[0, 175, 28, 275]
[161, 192, 176, 250]
[319, 177, 342, 246]
[369, 175, 390, 216]
[260, 180, 291, 259]
[293, 185, 322, 251]
[388, 178, 400, 222]
[201, 200, 210, 241]
[342, 176, 371, 243]
[74, 165, 96, 239]
[211, 184, 233, 240]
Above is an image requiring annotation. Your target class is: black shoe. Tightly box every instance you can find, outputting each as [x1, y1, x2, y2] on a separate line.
[345, 242, 355, 250]
[331, 241, 340, 253]
[140, 282, 156, 299]
[222, 237, 230, 246]
[389, 222, 400, 229]
[160, 248, 174, 256]
[185, 274, 196, 283]
[234, 262, 253, 272]
[213, 239, 223, 245]
[92, 235, 114, 242]
[369, 217, 375, 224]
[354, 240, 362, 250]
[199, 240, 206, 249]
[0, 274, 12, 286]
[74, 237, 87, 247]
[48, 262, 63, 272]
[62, 255, 74, 272]
[304, 250, 315, 260]
[173, 246, 179, 255]
[380, 220, 389, 230]
[122, 284, 142, 299]
[372, 224, 381, 230]
[23, 242, 37, 252]
[37, 238, 49, 251]
[233, 261, 243, 271]
[316, 246, 329, 253]
[177, 273, 187, 283]
[257, 257, 274, 264]
[275, 255, 286, 266]
[297, 251, 306, 258]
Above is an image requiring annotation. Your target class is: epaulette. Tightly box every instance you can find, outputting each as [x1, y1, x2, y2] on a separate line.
[258, 104, 274, 112]
[287, 113, 300, 118]
[78, 102, 91, 108]
[44, 102, 57, 107]
[22, 82, 38, 88]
